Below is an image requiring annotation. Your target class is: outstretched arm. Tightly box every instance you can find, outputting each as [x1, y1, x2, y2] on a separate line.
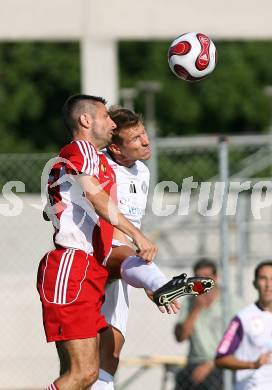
[215, 352, 272, 370]
[78, 174, 157, 262]
[214, 315, 266, 370]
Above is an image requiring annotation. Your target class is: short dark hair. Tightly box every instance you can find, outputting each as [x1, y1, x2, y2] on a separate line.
[109, 107, 143, 144]
[193, 257, 217, 276]
[254, 260, 272, 281]
[62, 94, 107, 133]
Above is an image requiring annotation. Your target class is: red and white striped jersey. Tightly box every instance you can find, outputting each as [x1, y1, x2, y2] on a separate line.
[46, 140, 115, 262]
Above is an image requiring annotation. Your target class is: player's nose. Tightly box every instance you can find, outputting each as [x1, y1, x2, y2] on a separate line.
[110, 118, 117, 129]
[141, 133, 150, 146]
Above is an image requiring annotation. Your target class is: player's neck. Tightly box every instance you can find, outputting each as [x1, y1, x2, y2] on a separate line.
[205, 286, 219, 306]
[257, 299, 272, 312]
[116, 156, 136, 168]
[108, 149, 136, 168]
[73, 133, 102, 150]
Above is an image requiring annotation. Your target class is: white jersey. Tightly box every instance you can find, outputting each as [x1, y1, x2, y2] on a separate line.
[101, 151, 150, 336]
[217, 303, 272, 390]
[105, 151, 150, 230]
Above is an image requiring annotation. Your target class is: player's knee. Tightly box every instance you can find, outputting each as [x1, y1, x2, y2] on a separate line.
[101, 355, 119, 377]
[83, 366, 99, 388]
[72, 365, 99, 389]
[113, 350, 121, 360]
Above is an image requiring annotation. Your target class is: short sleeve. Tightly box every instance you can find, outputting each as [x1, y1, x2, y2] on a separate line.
[62, 141, 100, 178]
[216, 316, 243, 358]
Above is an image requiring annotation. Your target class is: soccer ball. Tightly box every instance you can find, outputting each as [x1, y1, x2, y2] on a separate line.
[168, 32, 217, 81]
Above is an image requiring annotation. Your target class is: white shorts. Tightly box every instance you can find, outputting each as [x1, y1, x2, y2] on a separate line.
[101, 239, 132, 337]
[101, 279, 131, 338]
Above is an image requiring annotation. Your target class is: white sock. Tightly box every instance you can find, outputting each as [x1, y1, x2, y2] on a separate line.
[120, 256, 168, 292]
[90, 369, 114, 390]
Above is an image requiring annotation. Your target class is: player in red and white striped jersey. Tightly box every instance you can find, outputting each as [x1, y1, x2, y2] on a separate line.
[37, 94, 157, 390]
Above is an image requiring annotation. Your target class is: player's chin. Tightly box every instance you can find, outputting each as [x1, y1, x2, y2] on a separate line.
[105, 134, 113, 145]
[263, 292, 272, 300]
[140, 148, 151, 160]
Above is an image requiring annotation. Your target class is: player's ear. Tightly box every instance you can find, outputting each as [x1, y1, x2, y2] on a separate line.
[253, 279, 257, 289]
[79, 113, 92, 129]
[108, 143, 121, 155]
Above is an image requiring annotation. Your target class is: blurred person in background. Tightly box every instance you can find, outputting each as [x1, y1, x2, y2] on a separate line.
[174, 258, 242, 390]
[215, 261, 272, 390]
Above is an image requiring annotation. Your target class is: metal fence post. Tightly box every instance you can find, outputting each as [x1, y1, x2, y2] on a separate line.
[236, 194, 248, 298]
[137, 81, 161, 205]
[218, 136, 233, 390]
[120, 87, 138, 111]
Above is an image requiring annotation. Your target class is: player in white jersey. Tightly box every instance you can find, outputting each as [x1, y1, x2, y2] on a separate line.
[101, 148, 152, 330]
[216, 261, 272, 390]
[91, 108, 215, 390]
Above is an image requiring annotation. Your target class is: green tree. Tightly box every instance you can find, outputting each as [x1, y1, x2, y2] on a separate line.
[0, 40, 271, 153]
[119, 40, 272, 135]
[0, 42, 80, 152]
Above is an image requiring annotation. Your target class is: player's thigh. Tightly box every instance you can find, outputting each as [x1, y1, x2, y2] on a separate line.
[107, 245, 135, 279]
[58, 337, 100, 374]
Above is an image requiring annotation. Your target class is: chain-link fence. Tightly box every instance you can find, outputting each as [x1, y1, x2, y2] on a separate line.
[145, 134, 272, 267]
[1, 135, 272, 389]
[142, 134, 272, 390]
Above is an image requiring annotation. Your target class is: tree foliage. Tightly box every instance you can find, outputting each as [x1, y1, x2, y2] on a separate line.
[0, 42, 80, 152]
[0, 40, 272, 152]
[119, 40, 272, 136]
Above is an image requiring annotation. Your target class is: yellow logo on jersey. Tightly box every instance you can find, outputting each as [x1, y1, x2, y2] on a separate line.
[101, 164, 106, 173]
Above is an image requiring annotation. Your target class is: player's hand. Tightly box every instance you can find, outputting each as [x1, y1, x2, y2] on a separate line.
[43, 208, 50, 221]
[133, 232, 158, 262]
[192, 293, 208, 310]
[145, 289, 181, 314]
[191, 361, 214, 384]
[163, 299, 181, 314]
[191, 292, 216, 317]
[145, 289, 165, 312]
[174, 323, 182, 341]
[254, 352, 272, 368]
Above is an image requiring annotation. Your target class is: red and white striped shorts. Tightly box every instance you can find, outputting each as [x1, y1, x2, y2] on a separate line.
[37, 247, 108, 342]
